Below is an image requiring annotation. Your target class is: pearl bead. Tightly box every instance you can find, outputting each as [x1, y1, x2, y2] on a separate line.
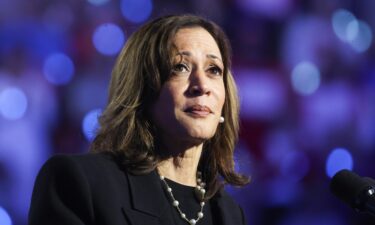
[158, 171, 206, 224]
[189, 219, 196, 225]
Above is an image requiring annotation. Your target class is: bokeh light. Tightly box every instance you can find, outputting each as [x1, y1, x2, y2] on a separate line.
[43, 53, 75, 85]
[82, 109, 101, 141]
[331, 9, 373, 53]
[332, 9, 357, 42]
[349, 20, 373, 53]
[87, 0, 110, 6]
[346, 19, 359, 42]
[0, 87, 28, 120]
[326, 148, 353, 178]
[0, 206, 12, 225]
[291, 61, 320, 96]
[120, 0, 153, 23]
[92, 23, 125, 56]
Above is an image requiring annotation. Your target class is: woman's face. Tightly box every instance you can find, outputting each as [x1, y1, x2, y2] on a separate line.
[151, 27, 226, 144]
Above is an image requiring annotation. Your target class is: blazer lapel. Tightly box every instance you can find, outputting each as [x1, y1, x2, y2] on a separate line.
[124, 170, 174, 225]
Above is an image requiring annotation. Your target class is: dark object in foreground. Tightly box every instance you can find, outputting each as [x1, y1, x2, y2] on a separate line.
[330, 169, 375, 217]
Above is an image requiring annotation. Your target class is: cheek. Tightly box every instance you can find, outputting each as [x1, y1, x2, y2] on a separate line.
[215, 82, 226, 110]
[153, 85, 184, 121]
[168, 84, 186, 109]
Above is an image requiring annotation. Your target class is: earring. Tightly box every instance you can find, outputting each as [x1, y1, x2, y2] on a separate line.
[219, 116, 224, 123]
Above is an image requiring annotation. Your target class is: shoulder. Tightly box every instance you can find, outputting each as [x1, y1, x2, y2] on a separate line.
[30, 153, 134, 224]
[39, 152, 128, 188]
[42, 152, 118, 168]
[40, 152, 122, 176]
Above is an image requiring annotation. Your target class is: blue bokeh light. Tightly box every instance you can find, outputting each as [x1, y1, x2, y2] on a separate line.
[43, 53, 75, 85]
[346, 19, 359, 42]
[0, 206, 12, 225]
[82, 109, 102, 141]
[349, 20, 373, 53]
[291, 61, 320, 96]
[326, 148, 353, 178]
[331, 9, 373, 53]
[0, 87, 28, 120]
[87, 0, 110, 6]
[332, 9, 357, 42]
[92, 23, 125, 56]
[120, 0, 153, 23]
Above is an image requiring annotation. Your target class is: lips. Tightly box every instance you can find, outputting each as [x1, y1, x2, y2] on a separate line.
[184, 105, 212, 116]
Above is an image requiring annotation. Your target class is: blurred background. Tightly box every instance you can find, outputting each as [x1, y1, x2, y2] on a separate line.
[1, 0, 375, 224]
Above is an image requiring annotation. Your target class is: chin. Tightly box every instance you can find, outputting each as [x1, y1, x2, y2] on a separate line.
[177, 117, 218, 142]
[185, 129, 216, 142]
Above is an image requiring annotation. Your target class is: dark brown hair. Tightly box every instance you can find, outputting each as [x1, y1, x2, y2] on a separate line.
[90, 15, 249, 198]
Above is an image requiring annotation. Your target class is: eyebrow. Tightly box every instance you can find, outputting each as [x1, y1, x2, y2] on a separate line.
[175, 51, 223, 62]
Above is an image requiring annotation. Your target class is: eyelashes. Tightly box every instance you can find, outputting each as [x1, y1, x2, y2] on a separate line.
[208, 66, 223, 76]
[172, 63, 189, 73]
[171, 63, 223, 76]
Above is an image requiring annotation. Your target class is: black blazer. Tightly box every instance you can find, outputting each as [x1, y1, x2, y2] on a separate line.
[29, 153, 246, 225]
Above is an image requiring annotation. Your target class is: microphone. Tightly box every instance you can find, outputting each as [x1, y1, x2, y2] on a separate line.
[330, 169, 375, 216]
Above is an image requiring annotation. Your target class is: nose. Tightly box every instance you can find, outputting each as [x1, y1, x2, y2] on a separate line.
[187, 69, 211, 96]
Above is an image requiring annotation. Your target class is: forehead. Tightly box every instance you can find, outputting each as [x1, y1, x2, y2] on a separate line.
[172, 27, 222, 58]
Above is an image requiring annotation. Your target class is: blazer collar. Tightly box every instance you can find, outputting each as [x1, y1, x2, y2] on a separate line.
[126, 170, 170, 217]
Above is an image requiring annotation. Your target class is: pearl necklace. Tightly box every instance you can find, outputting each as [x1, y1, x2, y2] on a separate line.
[159, 171, 206, 225]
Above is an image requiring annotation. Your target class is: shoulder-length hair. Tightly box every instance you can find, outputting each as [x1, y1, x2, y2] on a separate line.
[90, 14, 249, 198]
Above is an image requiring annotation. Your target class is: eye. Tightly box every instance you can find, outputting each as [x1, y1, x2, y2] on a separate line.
[208, 66, 223, 76]
[172, 63, 189, 74]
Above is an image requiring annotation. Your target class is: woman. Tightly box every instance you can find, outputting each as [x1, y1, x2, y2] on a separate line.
[29, 14, 249, 225]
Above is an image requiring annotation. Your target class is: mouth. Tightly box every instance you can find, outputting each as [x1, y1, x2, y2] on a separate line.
[184, 104, 213, 117]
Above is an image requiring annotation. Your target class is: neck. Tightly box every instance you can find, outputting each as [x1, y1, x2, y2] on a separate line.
[157, 142, 203, 187]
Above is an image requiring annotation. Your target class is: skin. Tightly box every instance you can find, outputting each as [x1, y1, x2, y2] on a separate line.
[151, 27, 226, 186]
